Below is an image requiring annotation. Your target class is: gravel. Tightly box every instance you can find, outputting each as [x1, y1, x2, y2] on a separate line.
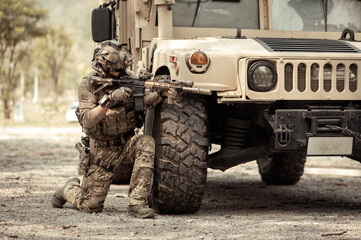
[1, 128, 361, 239]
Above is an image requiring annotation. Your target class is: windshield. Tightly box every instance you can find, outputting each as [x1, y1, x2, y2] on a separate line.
[173, 0, 260, 29]
[273, 0, 361, 32]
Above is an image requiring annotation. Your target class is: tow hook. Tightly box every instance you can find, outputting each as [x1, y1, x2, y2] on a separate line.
[275, 124, 293, 147]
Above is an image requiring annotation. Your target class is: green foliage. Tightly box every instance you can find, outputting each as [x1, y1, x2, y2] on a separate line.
[33, 25, 73, 99]
[36, 0, 95, 94]
[0, 0, 95, 121]
[0, 0, 47, 118]
[0, 0, 47, 44]
[37, 0, 95, 65]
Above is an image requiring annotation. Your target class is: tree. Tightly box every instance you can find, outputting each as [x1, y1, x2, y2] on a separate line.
[33, 25, 72, 101]
[0, 0, 47, 119]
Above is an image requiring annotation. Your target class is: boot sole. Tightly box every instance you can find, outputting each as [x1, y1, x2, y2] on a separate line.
[129, 211, 155, 219]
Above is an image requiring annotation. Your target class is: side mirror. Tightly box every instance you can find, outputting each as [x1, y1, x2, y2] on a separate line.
[91, 7, 112, 42]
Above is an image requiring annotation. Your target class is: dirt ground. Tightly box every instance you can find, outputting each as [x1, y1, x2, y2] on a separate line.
[1, 127, 361, 240]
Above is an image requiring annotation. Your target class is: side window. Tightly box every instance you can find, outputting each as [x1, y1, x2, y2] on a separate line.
[272, 0, 361, 32]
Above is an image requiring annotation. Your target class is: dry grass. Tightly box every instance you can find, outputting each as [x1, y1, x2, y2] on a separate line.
[0, 99, 80, 128]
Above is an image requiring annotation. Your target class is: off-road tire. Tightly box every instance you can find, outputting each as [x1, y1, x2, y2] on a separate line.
[150, 94, 208, 214]
[257, 151, 306, 185]
[112, 163, 133, 184]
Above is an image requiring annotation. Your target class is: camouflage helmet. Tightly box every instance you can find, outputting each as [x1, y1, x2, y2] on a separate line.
[92, 40, 133, 77]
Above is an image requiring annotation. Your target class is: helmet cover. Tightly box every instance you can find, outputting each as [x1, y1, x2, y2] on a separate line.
[92, 40, 133, 77]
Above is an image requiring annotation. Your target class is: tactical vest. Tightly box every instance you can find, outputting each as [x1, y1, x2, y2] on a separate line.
[80, 74, 136, 140]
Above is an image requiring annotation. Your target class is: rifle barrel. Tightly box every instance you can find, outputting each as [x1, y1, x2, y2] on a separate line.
[144, 81, 212, 95]
[181, 86, 212, 95]
[92, 76, 212, 96]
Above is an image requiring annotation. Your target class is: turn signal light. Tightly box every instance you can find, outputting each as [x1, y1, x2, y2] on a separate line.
[187, 51, 210, 73]
[190, 51, 209, 65]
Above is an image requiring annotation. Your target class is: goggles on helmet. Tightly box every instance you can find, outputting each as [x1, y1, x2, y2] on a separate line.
[100, 40, 122, 51]
[101, 52, 119, 65]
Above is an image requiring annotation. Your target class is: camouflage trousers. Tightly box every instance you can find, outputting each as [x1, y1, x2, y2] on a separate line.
[64, 135, 155, 213]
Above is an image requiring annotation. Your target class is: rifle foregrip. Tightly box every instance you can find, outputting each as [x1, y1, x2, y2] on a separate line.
[168, 97, 174, 104]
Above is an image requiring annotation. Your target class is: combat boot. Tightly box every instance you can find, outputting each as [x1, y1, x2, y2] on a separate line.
[128, 205, 155, 218]
[51, 178, 80, 208]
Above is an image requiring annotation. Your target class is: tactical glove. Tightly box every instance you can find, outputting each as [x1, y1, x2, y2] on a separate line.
[167, 88, 178, 103]
[110, 87, 132, 103]
[144, 92, 159, 106]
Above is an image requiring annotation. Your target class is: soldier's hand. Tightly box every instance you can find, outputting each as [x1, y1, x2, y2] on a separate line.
[160, 88, 178, 104]
[167, 88, 178, 102]
[110, 87, 132, 103]
[144, 92, 159, 106]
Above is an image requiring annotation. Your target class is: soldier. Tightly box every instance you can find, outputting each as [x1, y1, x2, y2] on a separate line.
[51, 40, 176, 218]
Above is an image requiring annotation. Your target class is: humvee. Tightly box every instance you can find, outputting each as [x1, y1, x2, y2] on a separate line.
[92, 0, 361, 214]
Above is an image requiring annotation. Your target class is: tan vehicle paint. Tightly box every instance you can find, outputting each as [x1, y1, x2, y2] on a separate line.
[97, 0, 361, 102]
[94, 0, 361, 214]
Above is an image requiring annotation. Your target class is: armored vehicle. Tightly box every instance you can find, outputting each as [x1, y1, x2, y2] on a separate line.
[92, 0, 361, 213]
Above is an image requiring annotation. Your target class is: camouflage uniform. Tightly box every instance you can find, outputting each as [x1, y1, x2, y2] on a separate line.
[63, 74, 156, 213]
[52, 40, 159, 217]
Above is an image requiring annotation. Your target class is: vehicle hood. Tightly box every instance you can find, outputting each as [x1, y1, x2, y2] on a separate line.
[152, 37, 361, 92]
[156, 37, 361, 59]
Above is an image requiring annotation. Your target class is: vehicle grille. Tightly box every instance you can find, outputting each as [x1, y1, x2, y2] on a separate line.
[255, 38, 361, 53]
[283, 61, 359, 94]
[243, 58, 361, 101]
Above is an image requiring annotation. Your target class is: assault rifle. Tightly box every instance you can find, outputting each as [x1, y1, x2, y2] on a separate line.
[91, 75, 212, 112]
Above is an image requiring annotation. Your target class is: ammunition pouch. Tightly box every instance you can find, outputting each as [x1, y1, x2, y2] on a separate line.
[75, 136, 91, 175]
[93, 130, 134, 148]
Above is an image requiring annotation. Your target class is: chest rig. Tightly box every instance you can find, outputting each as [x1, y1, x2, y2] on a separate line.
[84, 76, 137, 140]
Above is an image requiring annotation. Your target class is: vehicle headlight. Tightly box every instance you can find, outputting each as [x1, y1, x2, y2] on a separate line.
[247, 60, 277, 92]
[186, 51, 210, 73]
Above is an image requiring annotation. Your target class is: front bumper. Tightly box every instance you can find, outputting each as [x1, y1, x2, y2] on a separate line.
[264, 108, 361, 161]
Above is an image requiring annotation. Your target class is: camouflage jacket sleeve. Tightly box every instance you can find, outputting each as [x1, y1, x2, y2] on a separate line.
[77, 77, 105, 129]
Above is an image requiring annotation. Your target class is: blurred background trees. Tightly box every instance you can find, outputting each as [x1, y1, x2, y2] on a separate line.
[0, 0, 95, 121]
[33, 25, 72, 102]
[0, 0, 46, 119]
